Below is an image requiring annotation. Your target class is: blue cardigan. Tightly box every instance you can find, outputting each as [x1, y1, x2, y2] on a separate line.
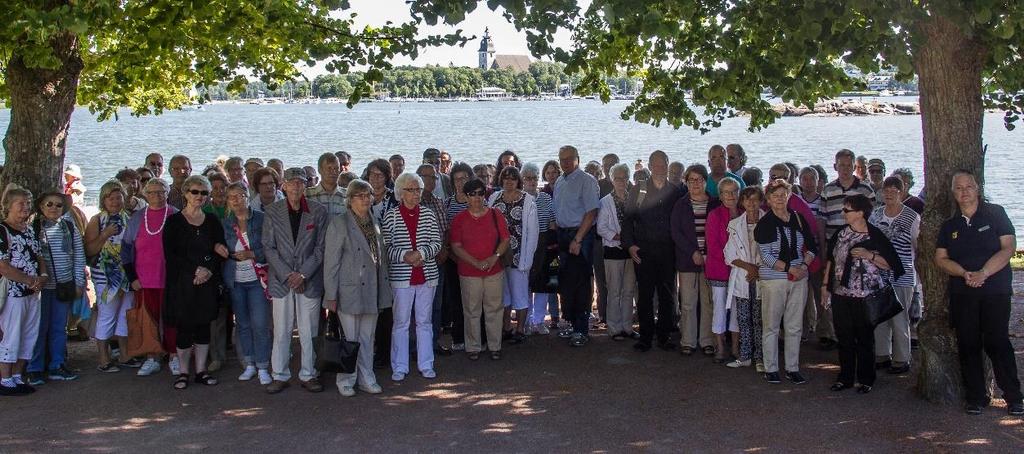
[221, 208, 267, 288]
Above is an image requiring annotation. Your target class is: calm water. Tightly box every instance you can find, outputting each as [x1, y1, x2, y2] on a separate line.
[2, 100, 1022, 236]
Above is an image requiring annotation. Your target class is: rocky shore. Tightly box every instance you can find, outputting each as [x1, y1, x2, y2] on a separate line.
[772, 99, 921, 117]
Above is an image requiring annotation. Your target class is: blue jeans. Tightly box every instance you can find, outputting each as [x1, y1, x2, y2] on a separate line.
[231, 280, 272, 368]
[29, 289, 69, 372]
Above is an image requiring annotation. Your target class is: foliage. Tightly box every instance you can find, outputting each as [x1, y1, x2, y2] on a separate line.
[0, 0, 468, 119]
[409, 0, 1024, 132]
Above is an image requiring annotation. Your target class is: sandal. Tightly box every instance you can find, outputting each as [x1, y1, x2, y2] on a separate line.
[680, 346, 695, 356]
[490, 351, 502, 360]
[173, 374, 190, 390]
[830, 382, 851, 392]
[467, 352, 480, 361]
[194, 371, 218, 386]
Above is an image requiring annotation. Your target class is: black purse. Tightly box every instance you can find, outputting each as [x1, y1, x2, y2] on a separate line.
[44, 221, 77, 303]
[860, 262, 903, 327]
[316, 311, 360, 374]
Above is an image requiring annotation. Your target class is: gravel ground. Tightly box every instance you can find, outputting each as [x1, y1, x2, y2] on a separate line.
[4, 276, 1024, 453]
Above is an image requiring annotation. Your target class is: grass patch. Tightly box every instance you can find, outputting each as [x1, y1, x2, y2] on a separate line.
[1013, 251, 1024, 271]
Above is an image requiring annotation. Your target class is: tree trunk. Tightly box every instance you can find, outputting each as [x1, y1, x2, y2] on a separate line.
[912, 16, 987, 404]
[1, 32, 83, 199]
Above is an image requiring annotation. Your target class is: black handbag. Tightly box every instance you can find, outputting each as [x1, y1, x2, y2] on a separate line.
[861, 263, 903, 327]
[316, 311, 360, 374]
[44, 221, 77, 303]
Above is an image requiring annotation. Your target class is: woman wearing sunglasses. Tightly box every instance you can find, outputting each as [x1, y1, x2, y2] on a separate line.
[162, 175, 227, 389]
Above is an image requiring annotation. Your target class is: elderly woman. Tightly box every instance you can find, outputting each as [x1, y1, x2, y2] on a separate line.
[868, 177, 920, 375]
[22, 190, 85, 385]
[724, 186, 765, 370]
[364, 158, 399, 224]
[85, 180, 138, 373]
[487, 166, 538, 344]
[382, 172, 442, 381]
[123, 178, 179, 377]
[222, 182, 272, 385]
[451, 179, 510, 360]
[522, 162, 556, 335]
[249, 167, 283, 212]
[443, 162, 476, 351]
[705, 177, 742, 363]
[164, 175, 226, 389]
[671, 164, 721, 355]
[596, 163, 636, 340]
[324, 180, 392, 396]
[755, 179, 817, 385]
[822, 194, 902, 394]
[115, 168, 148, 213]
[935, 171, 1023, 416]
[0, 184, 47, 395]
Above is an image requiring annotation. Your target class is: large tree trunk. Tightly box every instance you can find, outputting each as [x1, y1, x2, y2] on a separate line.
[913, 16, 987, 404]
[1, 32, 82, 199]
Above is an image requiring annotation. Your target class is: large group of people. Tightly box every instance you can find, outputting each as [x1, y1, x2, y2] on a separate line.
[0, 144, 1021, 417]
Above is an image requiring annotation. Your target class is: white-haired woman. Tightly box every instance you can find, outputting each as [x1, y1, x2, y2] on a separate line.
[383, 172, 442, 381]
[164, 175, 227, 389]
[522, 162, 556, 335]
[597, 163, 636, 340]
[0, 184, 47, 396]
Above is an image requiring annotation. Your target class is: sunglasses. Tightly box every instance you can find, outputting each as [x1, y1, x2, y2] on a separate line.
[188, 189, 210, 196]
[44, 201, 64, 209]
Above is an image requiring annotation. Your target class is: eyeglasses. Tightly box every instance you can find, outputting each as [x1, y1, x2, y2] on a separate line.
[402, 187, 423, 193]
[351, 193, 372, 200]
[149, 161, 163, 167]
[188, 189, 210, 196]
[44, 201, 64, 208]
[502, 176, 519, 181]
[467, 190, 486, 197]
[228, 193, 248, 200]
[719, 190, 738, 196]
[146, 190, 167, 195]
[686, 178, 705, 184]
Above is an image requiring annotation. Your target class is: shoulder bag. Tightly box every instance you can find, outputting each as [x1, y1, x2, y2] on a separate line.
[232, 221, 270, 300]
[125, 291, 165, 357]
[316, 311, 360, 374]
[859, 260, 903, 327]
[44, 220, 78, 302]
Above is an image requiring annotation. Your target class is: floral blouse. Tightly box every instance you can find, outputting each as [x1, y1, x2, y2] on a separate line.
[832, 227, 886, 298]
[0, 223, 42, 297]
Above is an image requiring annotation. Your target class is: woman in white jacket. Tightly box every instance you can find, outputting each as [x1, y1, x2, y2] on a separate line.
[596, 163, 636, 340]
[488, 166, 538, 344]
[723, 186, 765, 370]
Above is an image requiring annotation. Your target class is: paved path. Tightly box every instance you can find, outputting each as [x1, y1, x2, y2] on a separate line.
[5, 321, 1023, 453]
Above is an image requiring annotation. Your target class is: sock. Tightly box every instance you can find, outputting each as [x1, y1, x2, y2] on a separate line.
[1, 378, 15, 387]
[11, 374, 24, 385]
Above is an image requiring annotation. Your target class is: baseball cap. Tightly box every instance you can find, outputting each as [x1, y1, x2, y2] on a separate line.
[283, 167, 308, 182]
[867, 158, 885, 170]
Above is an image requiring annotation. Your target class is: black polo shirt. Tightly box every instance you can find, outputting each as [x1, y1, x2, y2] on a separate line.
[936, 202, 1015, 295]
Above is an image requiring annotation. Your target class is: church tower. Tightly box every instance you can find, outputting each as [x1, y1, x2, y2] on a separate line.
[478, 27, 495, 70]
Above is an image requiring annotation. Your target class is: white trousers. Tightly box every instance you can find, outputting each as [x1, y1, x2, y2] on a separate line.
[336, 312, 378, 389]
[392, 285, 435, 374]
[94, 283, 132, 340]
[502, 268, 530, 310]
[271, 290, 321, 382]
[603, 259, 636, 335]
[711, 286, 730, 335]
[0, 294, 41, 363]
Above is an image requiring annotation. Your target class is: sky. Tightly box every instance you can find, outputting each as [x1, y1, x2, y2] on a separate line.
[299, 0, 582, 76]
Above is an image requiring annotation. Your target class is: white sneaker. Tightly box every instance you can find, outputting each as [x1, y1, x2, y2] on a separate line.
[421, 369, 436, 379]
[726, 359, 752, 368]
[391, 372, 406, 382]
[451, 343, 465, 351]
[535, 323, 549, 335]
[238, 366, 257, 381]
[257, 369, 272, 385]
[137, 358, 161, 376]
[338, 385, 356, 397]
[169, 356, 181, 376]
[359, 383, 383, 394]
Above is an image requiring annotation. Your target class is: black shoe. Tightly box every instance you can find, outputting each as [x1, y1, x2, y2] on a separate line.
[856, 385, 873, 394]
[508, 333, 526, 345]
[785, 371, 807, 385]
[629, 331, 641, 340]
[633, 342, 651, 352]
[15, 382, 36, 394]
[887, 364, 910, 375]
[1009, 402, 1024, 416]
[819, 338, 837, 351]
[434, 345, 453, 356]
[965, 404, 983, 415]
[765, 372, 781, 384]
[830, 382, 852, 392]
[657, 341, 677, 352]
[0, 384, 23, 396]
[874, 360, 892, 370]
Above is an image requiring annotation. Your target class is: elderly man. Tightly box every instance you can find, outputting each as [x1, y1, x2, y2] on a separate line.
[144, 152, 165, 178]
[335, 151, 352, 173]
[263, 168, 328, 394]
[668, 161, 685, 186]
[706, 145, 744, 197]
[224, 156, 246, 185]
[439, 150, 453, 175]
[867, 158, 886, 203]
[726, 143, 748, 178]
[305, 153, 346, 216]
[422, 148, 454, 199]
[166, 155, 193, 209]
[599, 153, 620, 198]
[389, 154, 405, 180]
[553, 145, 601, 347]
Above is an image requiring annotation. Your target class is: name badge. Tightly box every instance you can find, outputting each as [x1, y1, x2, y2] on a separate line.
[978, 225, 991, 232]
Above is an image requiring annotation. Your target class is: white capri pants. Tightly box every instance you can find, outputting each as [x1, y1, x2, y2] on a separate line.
[502, 268, 530, 310]
[0, 294, 42, 363]
[711, 286, 730, 335]
[94, 283, 133, 340]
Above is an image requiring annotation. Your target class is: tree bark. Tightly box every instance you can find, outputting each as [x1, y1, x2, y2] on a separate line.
[912, 16, 987, 404]
[1, 32, 83, 199]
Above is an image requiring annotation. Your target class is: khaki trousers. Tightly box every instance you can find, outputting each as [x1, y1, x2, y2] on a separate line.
[677, 271, 713, 349]
[760, 278, 807, 373]
[460, 271, 505, 353]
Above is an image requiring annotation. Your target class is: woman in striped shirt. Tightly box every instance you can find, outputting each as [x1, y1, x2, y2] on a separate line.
[868, 177, 919, 375]
[671, 164, 721, 355]
[443, 162, 475, 351]
[383, 172, 442, 382]
[522, 163, 555, 335]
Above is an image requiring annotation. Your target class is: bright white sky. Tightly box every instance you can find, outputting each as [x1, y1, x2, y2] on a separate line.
[299, 0, 584, 76]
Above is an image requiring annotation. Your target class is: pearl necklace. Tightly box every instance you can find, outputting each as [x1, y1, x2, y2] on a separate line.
[144, 205, 170, 235]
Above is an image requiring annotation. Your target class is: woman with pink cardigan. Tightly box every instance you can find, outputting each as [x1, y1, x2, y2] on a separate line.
[704, 177, 743, 363]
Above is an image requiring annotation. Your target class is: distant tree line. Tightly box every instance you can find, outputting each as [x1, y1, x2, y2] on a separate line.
[198, 62, 640, 100]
